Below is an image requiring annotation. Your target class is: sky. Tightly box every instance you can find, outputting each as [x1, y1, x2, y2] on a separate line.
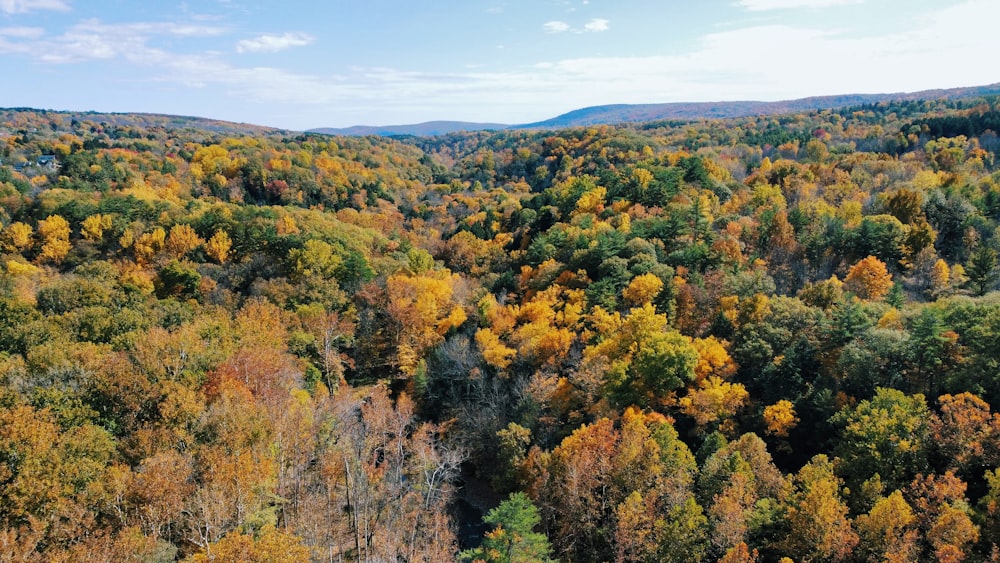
[0, 0, 997, 130]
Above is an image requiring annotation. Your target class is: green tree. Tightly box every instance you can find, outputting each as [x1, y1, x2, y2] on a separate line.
[851, 214, 906, 265]
[832, 388, 930, 492]
[494, 423, 531, 491]
[461, 492, 553, 563]
[631, 330, 698, 404]
[289, 238, 344, 281]
[977, 469, 1000, 552]
[908, 308, 951, 396]
[838, 327, 911, 398]
[966, 245, 998, 295]
[155, 260, 202, 299]
[585, 304, 697, 410]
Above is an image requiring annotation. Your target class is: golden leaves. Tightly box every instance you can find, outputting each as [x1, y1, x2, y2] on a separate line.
[205, 230, 232, 264]
[37, 214, 71, 264]
[845, 255, 893, 301]
[763, 400, 799, 438]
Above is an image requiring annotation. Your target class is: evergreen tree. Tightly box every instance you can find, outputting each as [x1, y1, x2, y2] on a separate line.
[461, 492, 554, 563]
[966, 245, 998, 295]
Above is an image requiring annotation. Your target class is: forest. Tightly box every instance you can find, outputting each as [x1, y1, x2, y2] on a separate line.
[1, 96, 1000, 561]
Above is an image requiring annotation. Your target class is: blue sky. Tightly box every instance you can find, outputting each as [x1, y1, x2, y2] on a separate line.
[0, 0, 997, 130]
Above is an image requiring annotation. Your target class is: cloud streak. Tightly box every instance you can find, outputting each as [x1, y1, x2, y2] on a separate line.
[0, 0, 69, 14]
[0, 26, 44, 38]
[0, 18, 230, 63]
[543, 21, 570, 33]
[236, 32, 313, 53]
[735, 0, 863, 10]
[583, 18, 609, 32]
[544, 18, 610, 34]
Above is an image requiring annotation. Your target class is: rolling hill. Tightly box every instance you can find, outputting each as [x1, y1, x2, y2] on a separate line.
[308, 120, 507, 137]
[308, 82, 1000, 136]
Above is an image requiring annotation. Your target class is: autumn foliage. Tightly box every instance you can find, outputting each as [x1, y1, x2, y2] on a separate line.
[2, 97, 1000, 560]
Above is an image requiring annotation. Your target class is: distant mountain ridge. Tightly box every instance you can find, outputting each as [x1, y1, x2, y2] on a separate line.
[0, 108, 284, 137]
[309, 82, 1000, 137]
[308, 121, 508, 137]
[8, 83, 999, 140]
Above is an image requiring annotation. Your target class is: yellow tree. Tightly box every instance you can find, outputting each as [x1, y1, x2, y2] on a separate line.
[0, 404, 116, 548]
[186, 379, 277, 549]
[80, 214, 112, 243]
[275, 214, 300, 236]
[930, 259, 950, 293]
[719, 542, 757, 563]
[183, 525, 310, 562]
[906, 472, 979, 561]
[532, 409, 706, 562]
[763, 400, 799, 438]
[133, 227, 166, 265]
[573, 186, 606, 216]
[622, 273, 664, 306]
[679, 377, 748, 431]
[1, 221, 34, 253]
[930, 392, 1000, 473]
[37, 214, 71, 264]
[692, 336, 737, 381]
[707, 467, 757, 555]
[0, 405, 63, 523]
[584, 303, 698, 409]
[385, 269, 467, 375]
[699, 433, 788, 556]
[854, 490, 919, 563]
[130, 450, 195, 540]
[205, 230, 233, 264]
[510, 284, 581, 367]
[476, 327, 517, 370]
[780, 455, 858, 561]
[314, 386, 461, 562]
[614, 491, 659, 562]
[165, 224, 204, 259]
[845, 256, 893, 301]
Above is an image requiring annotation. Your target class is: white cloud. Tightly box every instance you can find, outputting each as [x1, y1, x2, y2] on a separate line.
[0, 26, 44, 38]
[0, 18, 227, 63]
[543, 21, 570, 33]
[546, 18, 610, 34]
[583, 18, 609, 32]
[254, 0, 996, 127]
[521, 0, 1000, 106]
[235, 32, 313, 53]
[735, 0, 863, 10]
[0, 0, 69, 14]
[164, 24, 229, 37]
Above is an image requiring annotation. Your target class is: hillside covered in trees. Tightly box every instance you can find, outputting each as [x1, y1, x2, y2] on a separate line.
[2, 96, 1000, 561]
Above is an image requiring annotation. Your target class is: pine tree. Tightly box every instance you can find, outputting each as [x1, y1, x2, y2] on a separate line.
[966, 245, 998, 295]
[461, 492, 554, 563]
